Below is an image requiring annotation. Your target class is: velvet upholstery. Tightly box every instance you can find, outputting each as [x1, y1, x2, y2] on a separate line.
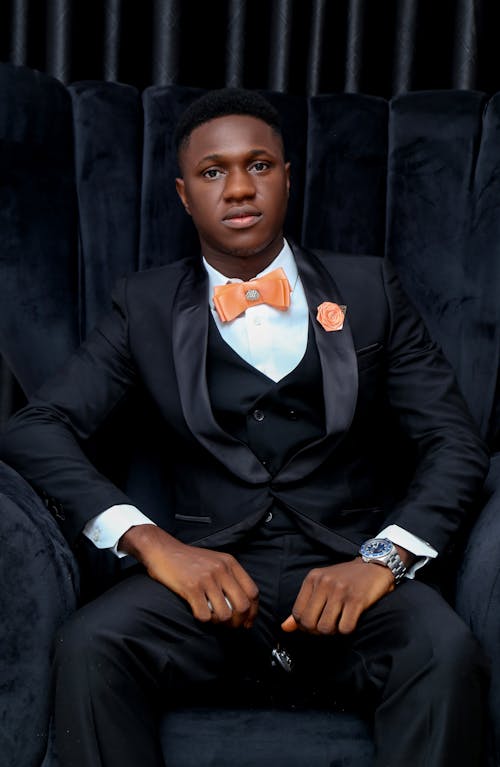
[303, 93, 388, 255]
[0, 64, 79, 394]
[67, 81, 142, 337]
[386, 90, 500, 446]
[457, 452, 500, 763]
[0, 61, 500, 766]
[159, 708, 373, 766]
[0, 460, 79, 767]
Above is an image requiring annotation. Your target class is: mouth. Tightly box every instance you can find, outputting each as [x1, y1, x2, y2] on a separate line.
[222, 207, 262, 229]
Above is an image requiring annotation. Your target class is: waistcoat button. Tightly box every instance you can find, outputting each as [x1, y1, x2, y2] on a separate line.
[265, 512, 273, 523]
[252, 409, 265, 421]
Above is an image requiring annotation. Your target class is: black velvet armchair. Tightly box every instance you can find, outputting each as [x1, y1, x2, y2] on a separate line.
[1, 61, 500, 767]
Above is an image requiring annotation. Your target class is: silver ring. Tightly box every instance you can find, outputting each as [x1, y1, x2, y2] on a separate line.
[207, 596, 232, 612]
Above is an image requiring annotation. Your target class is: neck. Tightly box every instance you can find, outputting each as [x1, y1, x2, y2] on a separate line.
[202, 235, 285, 281]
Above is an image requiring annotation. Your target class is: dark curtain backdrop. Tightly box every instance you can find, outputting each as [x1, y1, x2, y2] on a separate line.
[1, 0, 500, 98]
[1, 0, 499, 424]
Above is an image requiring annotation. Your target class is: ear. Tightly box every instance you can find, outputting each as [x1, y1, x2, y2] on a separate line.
[285, 162, 291, 197]
[175, 177, 191, 215]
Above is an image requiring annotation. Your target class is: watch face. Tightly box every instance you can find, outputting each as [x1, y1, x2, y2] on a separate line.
[360, 538, 393, 558]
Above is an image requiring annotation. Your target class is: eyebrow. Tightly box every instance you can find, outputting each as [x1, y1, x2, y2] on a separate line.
[196, 148, 272, 167]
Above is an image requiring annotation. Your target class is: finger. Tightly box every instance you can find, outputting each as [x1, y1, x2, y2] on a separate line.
[315, 598, 344, 635]
[284, 580, 315, 632]
[295, 591, 329, 634]
[227, 562, 260, 628]
[336, 601, 364, 635]
[206, 595, 234, 613]
[291, 574, 329, 633]
[189, 590, 216, 623]
[220, 584, 258, 629]
[209, 569, 258, 628]
[204, 589, 234, 624]
[242, 595, 259, 629]
[281, 614, 298, 632]
[289, 576, 315, 622]
[241, 583, 260, 628]
[229, 560, 260, 604]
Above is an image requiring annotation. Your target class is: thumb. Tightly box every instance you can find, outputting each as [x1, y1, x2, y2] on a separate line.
[281, 614, 298, 632]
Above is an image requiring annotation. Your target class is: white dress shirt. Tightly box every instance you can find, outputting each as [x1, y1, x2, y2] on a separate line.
[83, 240, 437, 574]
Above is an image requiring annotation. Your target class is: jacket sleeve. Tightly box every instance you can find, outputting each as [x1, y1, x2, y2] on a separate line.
[381, 257, 490, 554]
[0, 278, 139, 545]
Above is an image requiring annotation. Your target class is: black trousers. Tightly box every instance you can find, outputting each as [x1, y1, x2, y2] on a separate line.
[53, 510, 490, 767]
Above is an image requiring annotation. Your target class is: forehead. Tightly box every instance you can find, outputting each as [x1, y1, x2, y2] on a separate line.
[178, 114, 284, 168]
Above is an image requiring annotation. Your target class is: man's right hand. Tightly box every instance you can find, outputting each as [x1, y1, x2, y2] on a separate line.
[119, 524, 259, 629]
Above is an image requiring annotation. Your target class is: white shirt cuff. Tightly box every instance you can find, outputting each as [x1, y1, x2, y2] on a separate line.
[379, 524, 438, 578]
[83, 505, 157, 559]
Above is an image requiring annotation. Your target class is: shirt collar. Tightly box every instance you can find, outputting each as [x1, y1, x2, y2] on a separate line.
[203, 239, 298, 299]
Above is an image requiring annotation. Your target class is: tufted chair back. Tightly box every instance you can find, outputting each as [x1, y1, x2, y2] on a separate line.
[1, 61, 500, 766]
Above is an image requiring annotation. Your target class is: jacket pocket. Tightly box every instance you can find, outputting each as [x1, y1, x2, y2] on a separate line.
[356, 343, 383, 372]
[174, 513, 212, 524]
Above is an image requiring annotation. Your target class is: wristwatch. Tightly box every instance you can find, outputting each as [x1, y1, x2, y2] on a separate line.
[359, 537, 407, 583]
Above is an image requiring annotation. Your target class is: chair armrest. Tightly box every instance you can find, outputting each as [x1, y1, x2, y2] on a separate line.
[0, 460, 79, 767]
[455, 452, 500, 765]
[456, 452, 500, 627]
[484, 450, 500, 497]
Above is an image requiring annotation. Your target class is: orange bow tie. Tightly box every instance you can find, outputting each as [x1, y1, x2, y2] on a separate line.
[213, 267, 292, 322]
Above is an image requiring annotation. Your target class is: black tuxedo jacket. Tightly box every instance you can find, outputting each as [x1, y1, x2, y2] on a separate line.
[0, 243, 489, 560]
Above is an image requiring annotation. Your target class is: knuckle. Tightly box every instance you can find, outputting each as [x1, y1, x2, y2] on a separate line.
[302, 620, 315, 632]
[332, 581, 349, 598]
[308, 568, 321, 581]
[316, 622, 333, 635]
[338, 619, 356, 634]
[193, 607, 212, 623]
[237, 597, 251, 613]
[297, 615, 313, 631]
[226, 599, 245, 617]
[248, 585, 259, 601]
[338, 624, 354, 635]
[349, 593, 362, 607]
[183, 579, 197, 593]
[211, 560, 226, 575]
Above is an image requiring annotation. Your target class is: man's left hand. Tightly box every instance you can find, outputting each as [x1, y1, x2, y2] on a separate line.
[281, 558, 396, 635]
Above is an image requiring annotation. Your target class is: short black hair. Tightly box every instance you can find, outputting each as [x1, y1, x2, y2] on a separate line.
[173, 87, 283, 155]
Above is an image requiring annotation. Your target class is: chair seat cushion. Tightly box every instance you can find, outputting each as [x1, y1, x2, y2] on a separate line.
[160, 707, 374, 766]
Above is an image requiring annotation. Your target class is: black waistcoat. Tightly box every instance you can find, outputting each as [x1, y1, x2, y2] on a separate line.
[206, 316, 325, 477]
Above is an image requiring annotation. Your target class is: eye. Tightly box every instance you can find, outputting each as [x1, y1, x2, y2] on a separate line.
[250, 161, 270, 172]
[202, 167, 224, 179]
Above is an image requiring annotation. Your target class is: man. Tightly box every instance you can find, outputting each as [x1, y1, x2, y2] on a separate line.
[0, 88, 491, 766]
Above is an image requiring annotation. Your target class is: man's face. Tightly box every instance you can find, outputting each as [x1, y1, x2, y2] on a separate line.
[176, 114, 290, 273]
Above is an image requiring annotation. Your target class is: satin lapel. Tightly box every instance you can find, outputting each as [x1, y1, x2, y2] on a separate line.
[172, 265, 269, 483]
[277, 244, 359, 482]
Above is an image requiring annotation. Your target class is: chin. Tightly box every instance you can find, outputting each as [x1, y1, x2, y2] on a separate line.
[222, 233, 281, 259]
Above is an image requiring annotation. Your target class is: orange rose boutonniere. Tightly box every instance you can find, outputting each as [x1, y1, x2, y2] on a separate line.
[316, 302, 347, 332]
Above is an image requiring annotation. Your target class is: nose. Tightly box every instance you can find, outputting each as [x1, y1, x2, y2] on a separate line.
[223, 167, 256, 200]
